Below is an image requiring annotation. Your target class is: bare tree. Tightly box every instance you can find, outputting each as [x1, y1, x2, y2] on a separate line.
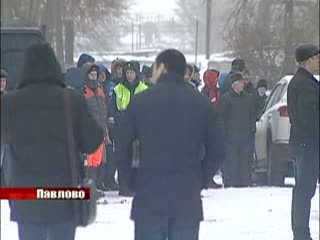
[225, 0, 319, 85]
[1, 0, 130, 67]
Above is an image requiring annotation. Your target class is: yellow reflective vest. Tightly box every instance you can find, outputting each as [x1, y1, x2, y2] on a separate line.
[114, 82, 148, 111]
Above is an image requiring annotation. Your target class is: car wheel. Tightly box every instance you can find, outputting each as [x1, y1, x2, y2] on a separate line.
[267, 142, 285, 186]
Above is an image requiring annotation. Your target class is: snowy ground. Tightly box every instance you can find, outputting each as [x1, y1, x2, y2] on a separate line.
[1, 178, 319, 240]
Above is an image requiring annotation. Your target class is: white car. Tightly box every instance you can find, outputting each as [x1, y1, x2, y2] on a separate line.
[254, 74, 319, 186]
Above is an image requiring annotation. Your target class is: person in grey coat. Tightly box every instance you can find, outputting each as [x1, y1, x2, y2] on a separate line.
[219, 73, 256, 187]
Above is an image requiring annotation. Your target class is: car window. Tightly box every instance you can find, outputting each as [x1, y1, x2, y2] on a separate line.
[271, 83, 286, 105]
[279, 82, 288, 100]
[265, 84, 281, 110]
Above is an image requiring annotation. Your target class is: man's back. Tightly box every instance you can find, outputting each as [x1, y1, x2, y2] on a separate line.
[288, 67, 319, 146]
[1, 84, 104, 223]
[118, 72, 224, 220]
[1, 85, 103, 186]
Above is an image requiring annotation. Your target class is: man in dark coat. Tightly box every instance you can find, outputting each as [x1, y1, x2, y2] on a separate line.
[110, 60, 148, 196]
[219, 58, 246, 96]
[219, 73, 256, 187]
[288, 44, 319, 240]
[117, 49, 226, 239]
[243, 67, 255, 95]
[1, 43, 104, 240]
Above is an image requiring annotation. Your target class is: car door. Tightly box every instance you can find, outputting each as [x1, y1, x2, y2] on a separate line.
[255, 84, 283, 161]
[269, 83, 288, 142]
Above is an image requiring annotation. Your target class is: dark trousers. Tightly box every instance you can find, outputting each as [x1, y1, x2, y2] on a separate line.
[134, 217, 200, 240]
[105, 144, 117, 187]
[0, 167, 6, 187]
[18, 222, 76, 240]
[115, 139, 133, 194]
[96, 163, 106, 188]
[291, 145, 319, 240]
[86, 167, 98, 184]
[223, 142, 252, 187]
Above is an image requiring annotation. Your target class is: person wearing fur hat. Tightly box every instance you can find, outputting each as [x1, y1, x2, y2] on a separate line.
[288, 43, 319, 240]
[255, 79, 268, 117]
[110, 60, 148, 196]
[111, 58, 126, 85]
[1, 69, 8, 95]
[219, 73, 256, 188]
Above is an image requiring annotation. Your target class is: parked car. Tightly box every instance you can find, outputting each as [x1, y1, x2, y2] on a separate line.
[1, 27, 46, 90]
[254, 74, 319, 186]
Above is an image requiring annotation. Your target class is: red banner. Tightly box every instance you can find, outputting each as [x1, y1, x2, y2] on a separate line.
[0, 188, 90, 200]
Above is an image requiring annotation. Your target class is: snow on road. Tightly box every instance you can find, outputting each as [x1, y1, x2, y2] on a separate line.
[1, 185, 319, 240]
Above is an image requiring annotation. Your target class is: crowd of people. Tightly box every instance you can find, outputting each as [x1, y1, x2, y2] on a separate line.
[60, 52, 270, 193]
[1, 42, 318, 240]
[1, 50, 271, 194]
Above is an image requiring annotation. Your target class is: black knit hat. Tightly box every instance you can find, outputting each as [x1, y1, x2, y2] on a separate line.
[257, 79, 268, 89]
[1, 69, 8, 78]
[295, 44, 319, 63]
[124, 61, 140, 74]
[231, 58, 245, 72]
[230, 73, 244, 84]
[87, 64, 100, 74]
[142, 65, 152, 78]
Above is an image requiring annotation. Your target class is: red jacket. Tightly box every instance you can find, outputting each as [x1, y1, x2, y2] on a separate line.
[201, 69, 220, 107]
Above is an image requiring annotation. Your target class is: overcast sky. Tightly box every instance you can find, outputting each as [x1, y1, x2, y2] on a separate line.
[130, 0, 177, 16]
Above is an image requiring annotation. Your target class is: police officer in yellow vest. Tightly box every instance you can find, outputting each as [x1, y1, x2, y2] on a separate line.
[110, 60, 148, 196]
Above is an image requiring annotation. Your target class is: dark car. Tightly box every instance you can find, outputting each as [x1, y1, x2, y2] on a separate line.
[0, 27, 45, 90]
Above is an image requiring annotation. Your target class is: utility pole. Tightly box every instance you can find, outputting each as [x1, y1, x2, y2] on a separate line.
[65, 20, 74, 67]
[283, 0, 294, 75]
[132, 22, 134, 53]
[138, 23, 142, 50]
[205, 0, 212, 60]
[195, 18, 199, 65]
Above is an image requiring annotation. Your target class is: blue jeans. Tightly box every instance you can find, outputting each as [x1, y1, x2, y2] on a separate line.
[134, 217, 200, 240]
[291, 144, 319, 240]
[18, 222, 76, 240]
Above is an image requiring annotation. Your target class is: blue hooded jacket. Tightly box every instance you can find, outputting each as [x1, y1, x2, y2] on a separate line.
[77, 53, 95, 68]
[97, 63, 115, 98]
[217, 72, 228, 89]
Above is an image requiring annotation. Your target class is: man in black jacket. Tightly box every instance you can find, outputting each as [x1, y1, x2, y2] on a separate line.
[288, 44, 319, 240]
[1, 43, 104, 240]
[219, 73, 256, 187]
[117, 49, 225, 240]
[219, 58, 246, 96]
